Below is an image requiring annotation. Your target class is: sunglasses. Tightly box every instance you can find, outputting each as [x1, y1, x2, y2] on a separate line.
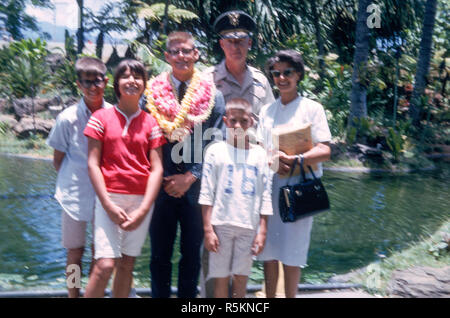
[79, 77, 105, 89]
[167, 48, 195, 56]
[270, 68, 296, 78]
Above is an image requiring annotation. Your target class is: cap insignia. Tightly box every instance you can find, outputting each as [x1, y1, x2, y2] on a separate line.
[228, 12, 240, 27]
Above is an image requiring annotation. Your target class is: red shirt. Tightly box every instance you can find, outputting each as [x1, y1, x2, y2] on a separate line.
[84, 106, 166, 195]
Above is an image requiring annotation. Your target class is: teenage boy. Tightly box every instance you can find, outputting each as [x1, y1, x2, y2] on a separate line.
[199, 98, 272, 298]
[145, 31, 226, 298]
[46, 56, 111, 298]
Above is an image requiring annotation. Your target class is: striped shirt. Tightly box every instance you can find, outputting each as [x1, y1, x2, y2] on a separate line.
[84, 106, 166, 195]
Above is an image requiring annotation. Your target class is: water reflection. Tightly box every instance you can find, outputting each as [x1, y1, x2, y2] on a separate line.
[0, 154, 448, 290]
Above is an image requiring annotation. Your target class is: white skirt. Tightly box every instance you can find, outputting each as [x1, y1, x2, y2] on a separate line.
[257, 174, 313, 267]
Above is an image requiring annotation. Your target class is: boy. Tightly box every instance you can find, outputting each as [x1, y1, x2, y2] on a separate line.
[46, 56, 111, 298]
[199, 98, 272, 298]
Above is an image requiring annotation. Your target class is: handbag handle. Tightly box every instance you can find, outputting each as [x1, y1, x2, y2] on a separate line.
[286, 155, 318, 184]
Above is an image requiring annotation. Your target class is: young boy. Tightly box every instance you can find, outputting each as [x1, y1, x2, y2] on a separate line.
[199, 98, 273, 298]
[46, 56, 111, 298]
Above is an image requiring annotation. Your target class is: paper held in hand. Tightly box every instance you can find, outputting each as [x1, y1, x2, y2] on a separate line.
[272, 122, 317, 177]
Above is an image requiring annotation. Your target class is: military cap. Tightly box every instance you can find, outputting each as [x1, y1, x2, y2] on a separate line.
[213, 10, 256, 39]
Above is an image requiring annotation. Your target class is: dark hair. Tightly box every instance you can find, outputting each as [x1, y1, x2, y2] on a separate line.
[75, 56, 106, 79]
[265, 50, 305, 83]
[113, 59, 148, 98]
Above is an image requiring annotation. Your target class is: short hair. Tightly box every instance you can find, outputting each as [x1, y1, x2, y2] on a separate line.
[265, 50, 305, 83]
[166, 31, 195, 49]
[75, 56, 107, 79]
[225, 98, 252, 115]
[113, 59, 148, 98]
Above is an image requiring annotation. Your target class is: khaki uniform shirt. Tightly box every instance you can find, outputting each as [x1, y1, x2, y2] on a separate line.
[204, 60, 275, 121]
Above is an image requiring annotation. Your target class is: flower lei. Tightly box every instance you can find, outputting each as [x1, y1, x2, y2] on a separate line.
[145, 69, 216, 137]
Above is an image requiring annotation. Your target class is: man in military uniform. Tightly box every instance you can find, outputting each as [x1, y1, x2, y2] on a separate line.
[205, 10, 274, 121]
[201, 10, 275, 298]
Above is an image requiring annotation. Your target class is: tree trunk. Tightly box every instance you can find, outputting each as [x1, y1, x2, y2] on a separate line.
[409, 0, 438, 127]
[348, 0, 371, 130]
[311, 0, 326, 90]
[96, 31, 104, 60]
[163, 0, 170, 34]
[76, 0, 85, 54]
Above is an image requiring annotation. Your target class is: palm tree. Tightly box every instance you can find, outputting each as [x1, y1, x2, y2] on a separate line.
[85, 3, 128, 60]
[76, 0, 85, 54]
[348, 0, 372, 131]
[0, 0, 53, 40]
[409, 0, 438, 127]
[132, 0, 198, 43]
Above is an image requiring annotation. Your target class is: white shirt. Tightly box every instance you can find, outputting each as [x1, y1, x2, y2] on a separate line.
[198, 141, 273, 230]
[257, 96, 332, 178]
[46, 99, 112, 221]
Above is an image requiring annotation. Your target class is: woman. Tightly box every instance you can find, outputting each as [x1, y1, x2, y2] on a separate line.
[83, 59, 166, 297]
[256, 50, 332, 298]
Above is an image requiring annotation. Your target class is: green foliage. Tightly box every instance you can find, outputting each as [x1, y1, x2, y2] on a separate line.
[52, 31, 79, 97]
[103, 71, 117, 105]
[385, 127, 404, 162]
[135, 2, 199, 23]
[3, 38, 50, 98]
[0, 122, 10, 135]
[427, 231, 449, 259]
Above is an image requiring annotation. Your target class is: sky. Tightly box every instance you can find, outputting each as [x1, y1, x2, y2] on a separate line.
[25, 0, 136, 42]
[25, 0, 110, 30]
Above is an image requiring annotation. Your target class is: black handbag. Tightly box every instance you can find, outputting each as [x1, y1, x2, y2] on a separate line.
[279, 156, 330, 222]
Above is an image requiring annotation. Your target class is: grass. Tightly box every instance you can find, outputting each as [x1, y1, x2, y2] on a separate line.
[0, 129, 52, 158]
[349, 219, 450, 296]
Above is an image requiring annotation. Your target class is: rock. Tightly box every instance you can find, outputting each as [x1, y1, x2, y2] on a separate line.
[63, 96, 79, 108]
[353, 143, 383, 157]
[388, 266, 450, 298]
[0, 114, 19, 128]
[13, 116, 55, 138]
[0, 99, 9, 113]
[12, 97, 60, 118]
[46, 53, 65, 73]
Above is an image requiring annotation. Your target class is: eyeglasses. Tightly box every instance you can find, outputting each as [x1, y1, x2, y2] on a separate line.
[79, 77, 105, 89]
[167, 48, 195, 56]
[270, 68, 296, 78]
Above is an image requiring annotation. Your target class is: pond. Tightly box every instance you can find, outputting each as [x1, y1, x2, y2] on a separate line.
[0, 153, 448, 291]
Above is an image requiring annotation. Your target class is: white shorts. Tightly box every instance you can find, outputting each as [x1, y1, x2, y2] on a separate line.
[208, 225, 256, 279]
[94, 193, 153, 260]
[61, 211, 91, 249]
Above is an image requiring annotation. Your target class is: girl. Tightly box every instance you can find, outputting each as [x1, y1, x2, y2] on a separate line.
[83, 59, 166, 297]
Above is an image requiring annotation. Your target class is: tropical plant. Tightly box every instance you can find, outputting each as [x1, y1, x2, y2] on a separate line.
[386, 127, 405, 162]
[123, 0, 199, 47]
[4, 38, 50, 133]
